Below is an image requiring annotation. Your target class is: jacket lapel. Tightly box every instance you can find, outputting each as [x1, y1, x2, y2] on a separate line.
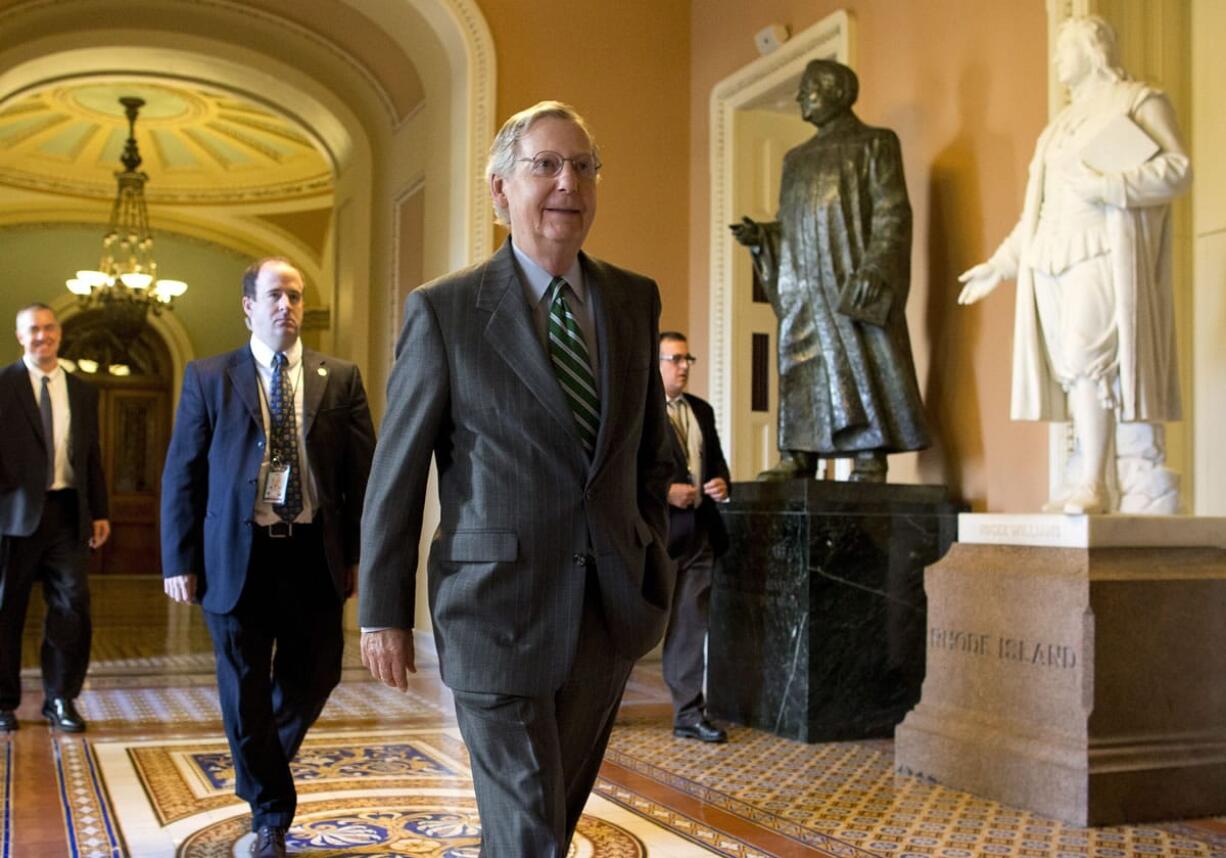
[7, 361, 47, 451]
[301, 350, 327, 437]
[226, 348, 263, 431]
[585, 254, 628, 475]
[478, 241, 583, 447]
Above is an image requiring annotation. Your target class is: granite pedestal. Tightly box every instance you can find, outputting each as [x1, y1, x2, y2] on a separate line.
[708, 480, 964, 742]
[895, 514, 1226, 826]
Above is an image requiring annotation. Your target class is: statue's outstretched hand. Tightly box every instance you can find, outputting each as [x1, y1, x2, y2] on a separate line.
[730, 217, 763, 248]
[956, 262, 1003, 305]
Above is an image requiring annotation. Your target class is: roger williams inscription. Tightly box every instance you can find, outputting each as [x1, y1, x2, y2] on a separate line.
[929, 626, 1077, 669]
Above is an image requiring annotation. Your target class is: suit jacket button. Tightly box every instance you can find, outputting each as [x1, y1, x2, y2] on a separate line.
[573, 553, 586, 566]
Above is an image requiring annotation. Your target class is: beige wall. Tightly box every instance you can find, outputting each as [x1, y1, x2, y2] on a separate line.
[688, 0, 1050, 511]
[474, 1, 692, 327]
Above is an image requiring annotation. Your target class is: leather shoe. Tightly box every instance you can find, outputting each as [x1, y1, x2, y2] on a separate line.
[42, 698, 86, 733]
[251, 825, 288, 858]
[0, 710, 16, 732]
[673, 719, 727, 743]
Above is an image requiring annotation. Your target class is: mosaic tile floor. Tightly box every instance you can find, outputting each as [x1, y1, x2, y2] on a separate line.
[7, 577, 1225, 857]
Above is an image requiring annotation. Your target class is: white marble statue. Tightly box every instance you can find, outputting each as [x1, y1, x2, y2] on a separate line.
[957, 15, 1191, 515]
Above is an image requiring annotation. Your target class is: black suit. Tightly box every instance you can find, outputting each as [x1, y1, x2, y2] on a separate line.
[663, 392, 729, 726]
[0, 360, 108, 710]
[160, 344, 374, 832]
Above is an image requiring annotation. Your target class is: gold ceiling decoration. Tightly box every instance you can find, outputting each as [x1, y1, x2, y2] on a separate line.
[0, 81, 330, 204]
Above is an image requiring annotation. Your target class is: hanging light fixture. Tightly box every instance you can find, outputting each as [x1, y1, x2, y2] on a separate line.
[66, 96, 188, 316]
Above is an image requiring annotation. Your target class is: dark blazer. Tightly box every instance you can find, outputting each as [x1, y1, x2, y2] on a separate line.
[160, 346, 376, 614]
[0, 360, 108, 540]
[360, 239, 675, 697]
[665, 393, 730, 559]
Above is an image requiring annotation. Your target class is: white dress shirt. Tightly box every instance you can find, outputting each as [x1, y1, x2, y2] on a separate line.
[248, 335, 317, 525]
[666, 394, 704, 486]
[23, 356, 74, 490]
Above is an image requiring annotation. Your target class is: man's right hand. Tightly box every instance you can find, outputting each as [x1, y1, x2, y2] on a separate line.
[164, 574, 197, 604]
[361, 628, 417, 691]
[668, 483, 700, 509]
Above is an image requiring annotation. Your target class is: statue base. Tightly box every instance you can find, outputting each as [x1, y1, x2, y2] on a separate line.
[708, 480, 964, 742]
[895, 514, 1226, 826]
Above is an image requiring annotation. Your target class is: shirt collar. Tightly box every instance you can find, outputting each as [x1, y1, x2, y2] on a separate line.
[249, 335, 303, 370]
[510, 240, 586, 307]
[22, 355, 61, 381]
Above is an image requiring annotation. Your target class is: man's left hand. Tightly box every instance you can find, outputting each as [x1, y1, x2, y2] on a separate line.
[703, 477, 729, 502]
[90, 519, 111, 549]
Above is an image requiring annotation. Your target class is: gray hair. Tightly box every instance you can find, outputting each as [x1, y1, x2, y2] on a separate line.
[486, 100, 598, 227]
[1059, 15, 1127, 82]
[16, 302, 55, 329]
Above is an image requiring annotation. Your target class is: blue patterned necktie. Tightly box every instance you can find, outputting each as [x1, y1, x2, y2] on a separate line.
[269, 352, 303, 522]
[40, 375, 54, 489]
[546, 276, 600, 456]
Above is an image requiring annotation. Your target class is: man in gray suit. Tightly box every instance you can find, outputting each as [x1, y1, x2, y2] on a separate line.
[359, 101, 674, 856]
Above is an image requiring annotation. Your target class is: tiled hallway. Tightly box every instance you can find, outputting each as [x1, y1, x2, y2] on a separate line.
[3, 576, 1223, 857]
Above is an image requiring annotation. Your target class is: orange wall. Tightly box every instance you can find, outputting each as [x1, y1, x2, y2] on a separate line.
[688, 0, 1051, 511]
[476, 1, 691, 325]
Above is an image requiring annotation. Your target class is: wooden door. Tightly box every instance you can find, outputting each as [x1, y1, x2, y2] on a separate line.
[91, 385, 170, 574]
[60, 310, 172, 574]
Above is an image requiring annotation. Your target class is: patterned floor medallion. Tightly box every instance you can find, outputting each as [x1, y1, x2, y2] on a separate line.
[178, 797, 644, 857]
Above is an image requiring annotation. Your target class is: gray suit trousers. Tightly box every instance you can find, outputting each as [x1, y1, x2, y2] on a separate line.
[451, 572, 633, 857]
[662, 543, 715, 726]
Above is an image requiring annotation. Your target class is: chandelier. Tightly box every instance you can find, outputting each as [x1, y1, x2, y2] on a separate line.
[66, 96, 187, 318]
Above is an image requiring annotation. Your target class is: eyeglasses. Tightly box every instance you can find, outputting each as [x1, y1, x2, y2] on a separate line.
[659, 354, 697, 365]
[517, 151, 602, 179]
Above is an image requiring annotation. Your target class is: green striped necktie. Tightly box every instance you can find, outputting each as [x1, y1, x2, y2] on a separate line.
[546, 276, 600, 456]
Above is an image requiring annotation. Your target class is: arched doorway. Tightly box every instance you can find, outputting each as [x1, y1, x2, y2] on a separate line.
[60, 308, 173, 575]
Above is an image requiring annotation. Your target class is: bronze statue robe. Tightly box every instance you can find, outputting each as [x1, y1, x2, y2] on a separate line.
[751, 114, 930, 456]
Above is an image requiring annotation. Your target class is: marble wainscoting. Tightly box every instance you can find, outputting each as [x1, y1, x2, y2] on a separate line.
[707, 480, 964, 743]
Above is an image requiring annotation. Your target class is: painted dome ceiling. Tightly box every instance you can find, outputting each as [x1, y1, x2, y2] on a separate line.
[0, 81, 331, 204]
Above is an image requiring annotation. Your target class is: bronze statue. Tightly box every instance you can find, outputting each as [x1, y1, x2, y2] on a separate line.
[732, 59, 929, 482]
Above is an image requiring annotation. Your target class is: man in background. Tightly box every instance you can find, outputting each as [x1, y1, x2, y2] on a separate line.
[161, 258, 375, 858]
[659, 331, 730, 743]
[0, 303, 109, 733]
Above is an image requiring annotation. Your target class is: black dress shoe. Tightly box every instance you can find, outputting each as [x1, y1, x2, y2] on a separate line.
[251, 825, 288, 858]
[673, 719, 727, 743]
[42, 698, 86, 733]
[0, 710, 16, 732]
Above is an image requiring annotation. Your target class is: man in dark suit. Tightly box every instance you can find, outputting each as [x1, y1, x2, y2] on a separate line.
[659, 331, 731, 743]
[0, 303, 110, 733]
[359, 101, 674, 856]
[160, 258, 375, 858]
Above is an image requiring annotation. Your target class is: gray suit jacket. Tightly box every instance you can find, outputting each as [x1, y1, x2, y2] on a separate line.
[359, 240, 674, 696]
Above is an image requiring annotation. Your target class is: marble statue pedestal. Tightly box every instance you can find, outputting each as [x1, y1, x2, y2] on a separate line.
[895, 514, 1226, 826]
[707, 480, 963, 742]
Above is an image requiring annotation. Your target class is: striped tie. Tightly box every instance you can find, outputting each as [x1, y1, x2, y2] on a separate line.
[547, 276, 600, 455]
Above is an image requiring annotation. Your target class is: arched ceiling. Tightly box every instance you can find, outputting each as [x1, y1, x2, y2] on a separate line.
[0, 80, 332, 205]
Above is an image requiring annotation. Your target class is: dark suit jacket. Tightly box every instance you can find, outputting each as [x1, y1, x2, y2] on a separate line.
[0, 360, 108, 540]
[359, 239, 675, 696]
[666, 393, 730, 559]
[160, 345, 375, 614]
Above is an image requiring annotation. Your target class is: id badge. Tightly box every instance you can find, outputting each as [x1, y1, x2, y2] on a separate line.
[263, 463, 290, 504]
